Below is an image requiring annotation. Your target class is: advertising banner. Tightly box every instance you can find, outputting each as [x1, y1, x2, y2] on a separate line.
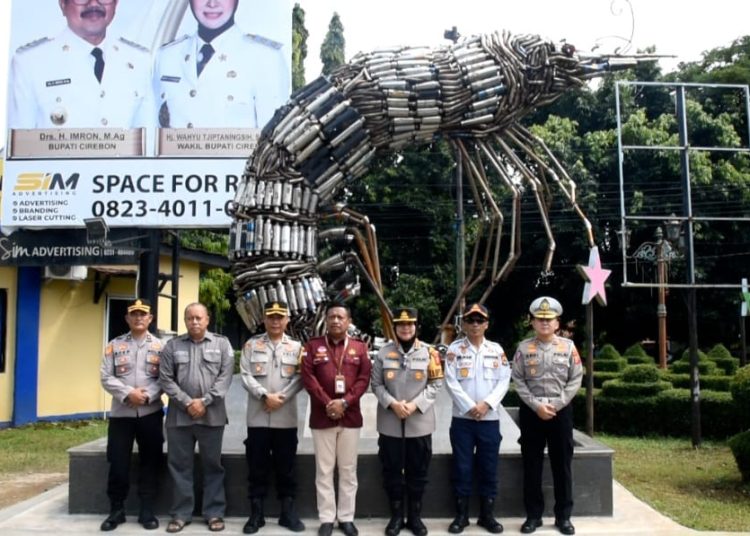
[2, 0, 291, 232]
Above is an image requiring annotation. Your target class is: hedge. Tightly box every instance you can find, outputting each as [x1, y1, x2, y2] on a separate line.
[662, 372, 732, 392]
[583, 371, 621, 388]
[595, 358, 627, 372]
[707, 343, 733, 360]
[623, 343, 649, 357]
[625, 354, 654, 365]
[728, 430, 750, 482]
[710, 357, 740, 376]
[601, 379, 672, 398]
[671, 360, 720, 376]
[621, 364, 660, 383]
[732, 366, 750, 410]
[598, 344, 622, 360]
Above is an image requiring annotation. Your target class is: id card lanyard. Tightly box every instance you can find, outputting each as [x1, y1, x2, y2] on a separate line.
[326, 335, 349, 395]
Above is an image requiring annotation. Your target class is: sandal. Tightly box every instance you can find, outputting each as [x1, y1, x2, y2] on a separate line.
[166, 519, 190, 533]
[208, 517, 225, 532]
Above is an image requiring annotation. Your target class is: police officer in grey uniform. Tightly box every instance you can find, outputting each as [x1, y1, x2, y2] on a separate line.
[371, 307, 444, 536]
[240, 301, 305, 534]
[511, 297, 582, 536]
[159, 302, 234, 533]
[444, 303, 510, 534]
[8, 0, 152, 129]
[153, 0, 289, 129]
[99, 298, 163, 531]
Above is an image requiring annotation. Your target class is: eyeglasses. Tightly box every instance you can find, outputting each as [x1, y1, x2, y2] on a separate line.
[463, 317, 487, 325]
[69, 0, 116, 6]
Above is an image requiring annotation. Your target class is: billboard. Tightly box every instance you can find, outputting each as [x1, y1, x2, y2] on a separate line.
[1, 0, 292, 232]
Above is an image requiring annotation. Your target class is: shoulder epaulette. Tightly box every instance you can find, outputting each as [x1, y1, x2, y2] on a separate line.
[246, 33, 283, 50]
[161, 34, 190, 49]
[118, 37, 149, 53]
[16, 37, 51, 54]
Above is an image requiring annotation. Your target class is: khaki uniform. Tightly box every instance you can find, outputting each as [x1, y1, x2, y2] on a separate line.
[511, 335, 582, 522]
[240, 332, 303, 428]
[371, 339, 443, 438]
[154, 25, 289, 128]
[8, 27, 152, 129]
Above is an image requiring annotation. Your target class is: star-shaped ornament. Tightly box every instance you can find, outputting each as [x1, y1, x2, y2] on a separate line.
[577, 246, 611, 306]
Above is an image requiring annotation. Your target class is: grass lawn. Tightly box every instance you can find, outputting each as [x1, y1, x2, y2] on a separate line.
[0, 419, 107, 474]
[599, 434, 750, 532]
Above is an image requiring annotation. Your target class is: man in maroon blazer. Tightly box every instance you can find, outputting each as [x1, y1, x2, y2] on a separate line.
[301, 302, 372, 536]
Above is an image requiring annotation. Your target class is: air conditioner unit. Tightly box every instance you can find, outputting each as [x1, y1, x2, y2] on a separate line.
[44, 265, 88, 281]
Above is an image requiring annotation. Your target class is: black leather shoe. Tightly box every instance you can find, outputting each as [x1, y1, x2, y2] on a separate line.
[139, 517, 159, 530]
[520, 518, 543, 534]
[554, 519, 575, 535]
[338, 521, 359, 536]
[100, 509, 125, 531]
[138, 507, 159, 530]
[318, 522, 334, 536]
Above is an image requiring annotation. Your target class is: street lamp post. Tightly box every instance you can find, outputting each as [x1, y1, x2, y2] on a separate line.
[628, 221, 682, 369]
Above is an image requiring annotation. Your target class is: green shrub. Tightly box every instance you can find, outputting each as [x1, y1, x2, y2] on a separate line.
[707, 343, 733, 360]
[679, 348, 709, 362]
[623, 343, 649, 357]
[711, 357, 740, 376]
[598, 344, 622, 360]
[595, 358, 627, 372]
[601, 379, 672, 397]
[621, 364, 661, 383]
[584, 371, 621, 388]
[728, 430, 750, 482]
[732, 365, 750, 410]
[671, 360, 719, 376]
[662, 373, 732, 392]
[625, 354, 654, 365]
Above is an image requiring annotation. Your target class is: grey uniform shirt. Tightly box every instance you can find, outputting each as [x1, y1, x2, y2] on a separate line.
[511, 336, 583, 412]
[240, 332, 303, 428]
[444, 336, 511, 420]
[159, 331, 234, 428]
[8, 27, 152, 129]
[371, 339, 443, 438]
[100, 332, 163, 418]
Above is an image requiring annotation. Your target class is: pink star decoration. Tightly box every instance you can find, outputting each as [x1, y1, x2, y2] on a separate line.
[577, 246, 611, 306]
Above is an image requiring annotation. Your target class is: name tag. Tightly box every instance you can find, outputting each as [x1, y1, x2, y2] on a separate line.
[160, 75, 181, 83]
[46, 78, 70, 87]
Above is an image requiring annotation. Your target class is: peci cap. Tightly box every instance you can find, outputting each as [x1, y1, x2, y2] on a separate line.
[127, 298, 151, 314]
[393, 307, 418, 323]
[463, 302, 489, 320]
[264, 301, 289, 317]
[529, 296, 563, 319]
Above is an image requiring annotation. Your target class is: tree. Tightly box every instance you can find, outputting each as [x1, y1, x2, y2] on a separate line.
[320, 12, 345, 75]
[292, 3, 308, 91]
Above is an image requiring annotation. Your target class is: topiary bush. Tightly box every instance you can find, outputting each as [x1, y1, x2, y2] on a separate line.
[708, 344, 733, 359]
[596, 343, 627, 372]
[671, 359, 720, 376]
[679, 348, 709, 362]
[621, 364, 661, 383]
[624, 343, 649, 357]
[662, 372, 733, 392]
[732, 365, 750, 429]
[598, 344, 622, 360]
[601, 379, 672, 398]
[728, 429, 750, 482]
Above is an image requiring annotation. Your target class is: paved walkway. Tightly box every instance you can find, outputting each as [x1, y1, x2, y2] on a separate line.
[0, 481, 744, 535]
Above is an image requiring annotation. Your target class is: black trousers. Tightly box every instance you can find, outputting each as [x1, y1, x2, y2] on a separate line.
[245, 427, 299, 499]
[377, 433, 432, 500]
[519, 403, 574, 520]
[106, 410, 164, 505]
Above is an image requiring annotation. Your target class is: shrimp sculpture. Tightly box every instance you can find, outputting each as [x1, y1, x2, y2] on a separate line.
[228, 30, 647, 340]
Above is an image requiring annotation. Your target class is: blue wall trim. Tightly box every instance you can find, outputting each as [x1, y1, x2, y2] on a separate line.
[14, 267, 41, 426]
[38, 412, 108, 423]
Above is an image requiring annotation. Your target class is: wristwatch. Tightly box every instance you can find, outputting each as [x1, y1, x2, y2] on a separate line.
[340, 398, 348, 410]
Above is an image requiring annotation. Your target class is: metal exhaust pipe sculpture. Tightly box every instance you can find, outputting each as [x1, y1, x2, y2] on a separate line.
[228, 30, 655, 340]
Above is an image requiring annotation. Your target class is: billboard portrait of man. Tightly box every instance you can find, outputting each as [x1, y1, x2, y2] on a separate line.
[154, 0, 291, 129]
[7, 0, 153, 129]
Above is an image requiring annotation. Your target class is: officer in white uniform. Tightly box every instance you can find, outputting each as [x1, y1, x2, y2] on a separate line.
[153, 0, 289, 129]
[444, 303, 511, 535]
[7, 0, 152, 129]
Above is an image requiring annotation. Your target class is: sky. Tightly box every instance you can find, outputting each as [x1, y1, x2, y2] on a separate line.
[1, 0, 750, 148]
